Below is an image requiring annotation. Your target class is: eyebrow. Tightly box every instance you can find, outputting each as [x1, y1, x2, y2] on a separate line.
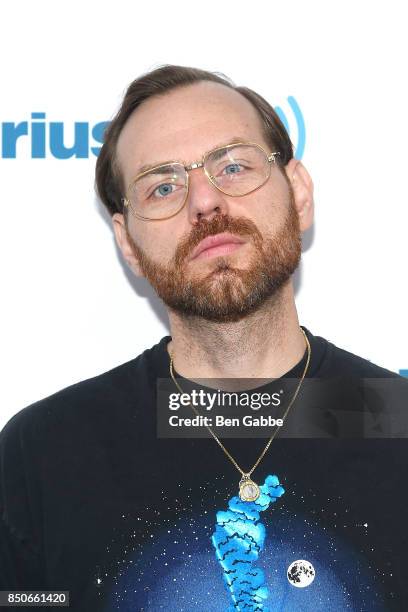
[133, 137, 248, 177]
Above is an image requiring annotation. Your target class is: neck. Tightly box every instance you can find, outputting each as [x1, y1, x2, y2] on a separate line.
[166, 281, 305, 384]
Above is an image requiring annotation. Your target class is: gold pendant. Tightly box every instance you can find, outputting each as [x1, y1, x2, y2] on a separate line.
[239, 475, 261, 502]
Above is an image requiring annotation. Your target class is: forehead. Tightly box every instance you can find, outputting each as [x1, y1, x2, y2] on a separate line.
[116, 81, 267, 184]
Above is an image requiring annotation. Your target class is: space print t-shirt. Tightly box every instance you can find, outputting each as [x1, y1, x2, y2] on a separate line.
[0, 326, 407, 611]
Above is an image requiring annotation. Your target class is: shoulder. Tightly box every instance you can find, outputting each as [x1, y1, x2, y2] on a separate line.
[0, 335, 169, 441]
[315, 331, 406, 380]
[302, 329, 408, 436]
[316, 332, 408, 420]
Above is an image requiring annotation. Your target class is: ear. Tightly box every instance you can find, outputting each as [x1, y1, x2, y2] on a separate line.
[284, 159, 314, 232]
[112, 213, 144, 277]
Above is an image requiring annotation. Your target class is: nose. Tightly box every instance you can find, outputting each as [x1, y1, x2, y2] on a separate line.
[186, 167, 229, 224]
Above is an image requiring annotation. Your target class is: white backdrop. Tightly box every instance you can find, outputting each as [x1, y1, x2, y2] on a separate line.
[1, 0, 407, 427]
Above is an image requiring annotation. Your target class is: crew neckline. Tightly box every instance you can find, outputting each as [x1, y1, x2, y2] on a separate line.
[150, 326, 329, 392]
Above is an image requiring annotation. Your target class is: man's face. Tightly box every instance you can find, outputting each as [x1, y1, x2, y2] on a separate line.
[115, 82, 305, 323]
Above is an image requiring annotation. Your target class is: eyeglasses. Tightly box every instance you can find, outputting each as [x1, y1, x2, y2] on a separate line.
[123, 141, 281, 221]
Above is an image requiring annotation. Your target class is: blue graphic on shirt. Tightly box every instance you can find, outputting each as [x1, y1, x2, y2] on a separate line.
[211, 474, 285, 611]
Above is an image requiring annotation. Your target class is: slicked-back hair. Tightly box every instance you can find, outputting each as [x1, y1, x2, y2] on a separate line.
[95, 65, 294, 218]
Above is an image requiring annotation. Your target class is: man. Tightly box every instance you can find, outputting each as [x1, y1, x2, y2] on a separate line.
[0, 65, 407, 611]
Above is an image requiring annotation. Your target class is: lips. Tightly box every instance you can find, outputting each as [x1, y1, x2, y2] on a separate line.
[189, 232, 246, 261]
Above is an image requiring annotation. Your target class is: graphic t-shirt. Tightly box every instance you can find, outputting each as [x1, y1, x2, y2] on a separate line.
[0, 326, 407, 612]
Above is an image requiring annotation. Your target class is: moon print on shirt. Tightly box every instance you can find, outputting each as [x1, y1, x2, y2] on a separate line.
[102, 473, 389, 611]
[287, 559, 315, 587]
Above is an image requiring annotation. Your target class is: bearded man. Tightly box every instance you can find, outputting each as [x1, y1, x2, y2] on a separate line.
[0, 65, 407, 612]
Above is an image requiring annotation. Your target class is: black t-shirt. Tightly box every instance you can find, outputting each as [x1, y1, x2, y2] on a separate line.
[0, 326, 407, 611]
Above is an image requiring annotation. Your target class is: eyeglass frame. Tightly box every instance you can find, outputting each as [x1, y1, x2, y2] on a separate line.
[122, 141, 281, 222]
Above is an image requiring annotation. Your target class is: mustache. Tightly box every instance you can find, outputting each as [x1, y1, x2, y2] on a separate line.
[174, 214, 263, 267]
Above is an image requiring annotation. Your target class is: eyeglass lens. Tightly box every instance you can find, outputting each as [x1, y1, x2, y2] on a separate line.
[128, 144, 271, 220]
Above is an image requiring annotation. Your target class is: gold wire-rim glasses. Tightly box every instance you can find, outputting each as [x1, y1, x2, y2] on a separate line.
[122, 141, 281, 221]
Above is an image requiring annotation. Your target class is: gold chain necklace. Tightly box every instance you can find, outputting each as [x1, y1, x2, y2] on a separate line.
[169, 327, 311, 503]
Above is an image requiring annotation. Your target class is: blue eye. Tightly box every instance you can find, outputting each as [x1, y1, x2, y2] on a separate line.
[154, 183, 174, 197]
[224, 163, 242, 175]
